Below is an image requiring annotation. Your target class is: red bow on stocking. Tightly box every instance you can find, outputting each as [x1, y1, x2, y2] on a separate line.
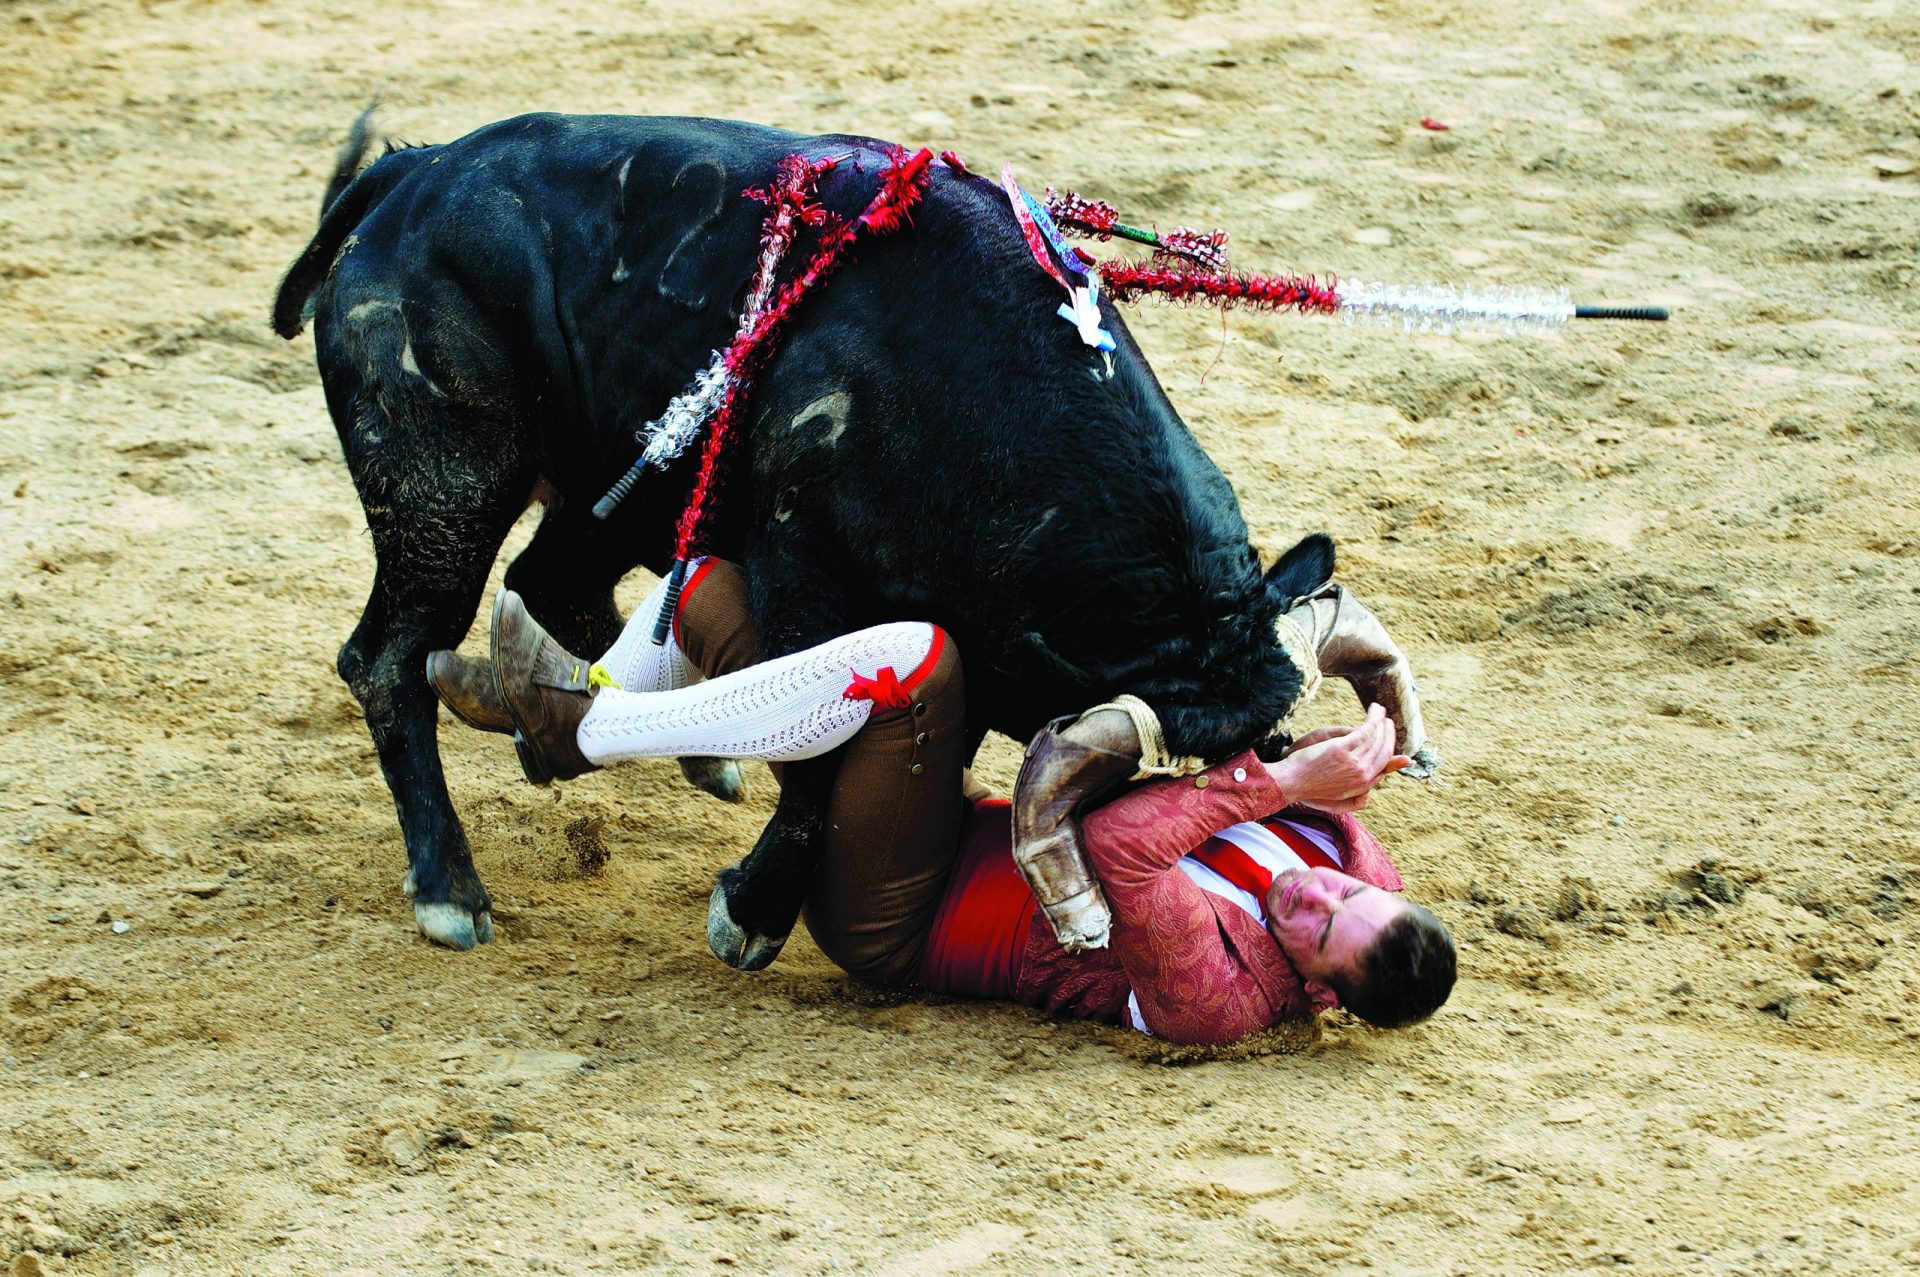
[843, 666, 911, 711]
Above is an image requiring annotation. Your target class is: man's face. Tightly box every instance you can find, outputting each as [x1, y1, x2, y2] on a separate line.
[1264, 867, 1408, 1008]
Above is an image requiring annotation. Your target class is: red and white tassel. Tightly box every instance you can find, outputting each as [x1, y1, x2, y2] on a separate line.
[634, 157, 837, 471]
[673, 147, 935, 562]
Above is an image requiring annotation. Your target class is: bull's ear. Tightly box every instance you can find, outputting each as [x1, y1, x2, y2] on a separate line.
[1264, 533, 1336, 607]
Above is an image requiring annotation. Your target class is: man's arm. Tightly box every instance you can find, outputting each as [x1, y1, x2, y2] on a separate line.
[1076, 709, 1412, 1044]
[1078, 752, 1290, 1044]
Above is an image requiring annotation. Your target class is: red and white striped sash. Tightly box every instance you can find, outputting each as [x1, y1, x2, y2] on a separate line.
[1125, 816, 1345, 1033]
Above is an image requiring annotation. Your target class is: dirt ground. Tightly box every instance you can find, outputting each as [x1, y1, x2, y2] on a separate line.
[3, 0, 1918, 1272]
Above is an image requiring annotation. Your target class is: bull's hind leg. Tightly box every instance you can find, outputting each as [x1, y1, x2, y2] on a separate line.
[322, 305, 533, 949]
[340, 558, 513, 948]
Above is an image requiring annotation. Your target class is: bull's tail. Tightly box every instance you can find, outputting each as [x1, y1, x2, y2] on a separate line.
[271, 105, 429, 339]
[319, 102, 379, 217]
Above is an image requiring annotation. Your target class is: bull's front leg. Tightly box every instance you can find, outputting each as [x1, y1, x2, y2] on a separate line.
[703, 529, 857, 971]
[707, 755, 838, 970]
[1285, 584, 1439, 778]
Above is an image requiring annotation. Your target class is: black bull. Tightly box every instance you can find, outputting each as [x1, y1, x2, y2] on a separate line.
[273, 112, 1330, 963]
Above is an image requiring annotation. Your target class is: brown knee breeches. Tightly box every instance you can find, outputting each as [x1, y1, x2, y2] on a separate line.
[676, 560, 970, 986]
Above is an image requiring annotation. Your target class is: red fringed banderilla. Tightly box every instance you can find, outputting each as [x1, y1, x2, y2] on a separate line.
[1040, 183, 1669, 334]
[1044, 188, 1232, 275]
[600, 154, 1669, 572]
[615, 146, 937, 641]
[1098, 263, 1342, 315]
[675, 146, 935, 563]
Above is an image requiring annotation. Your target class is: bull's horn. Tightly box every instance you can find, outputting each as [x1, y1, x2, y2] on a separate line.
[1272, 599, 1328, 723]
[1285, 581, 1436, 774]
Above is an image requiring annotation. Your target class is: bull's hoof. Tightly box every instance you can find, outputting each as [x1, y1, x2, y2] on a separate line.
[403, 870, 496, 949]
[705, 884, 786, 971]
[679, 756, 747, 803]
[1402, 745, 1442, 781]
[414, 901, 495, 949]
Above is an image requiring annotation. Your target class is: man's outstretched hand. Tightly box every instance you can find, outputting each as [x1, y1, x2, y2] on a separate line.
[1265, 704, 1412, 814]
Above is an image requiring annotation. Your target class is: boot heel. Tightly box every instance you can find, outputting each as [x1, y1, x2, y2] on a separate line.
[513, 732, 553, 787]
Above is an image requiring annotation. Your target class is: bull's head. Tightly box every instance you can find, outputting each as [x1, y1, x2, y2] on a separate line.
[1011, 532, 1438, 950]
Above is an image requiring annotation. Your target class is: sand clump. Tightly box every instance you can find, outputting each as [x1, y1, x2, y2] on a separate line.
[3, 0, 1919, 1272]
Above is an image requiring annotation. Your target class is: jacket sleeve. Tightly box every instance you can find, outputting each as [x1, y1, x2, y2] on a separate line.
[1077, 752, 1290, 1045]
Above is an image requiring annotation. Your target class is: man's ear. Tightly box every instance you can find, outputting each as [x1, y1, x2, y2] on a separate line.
[1303, 979, 1340, 1013]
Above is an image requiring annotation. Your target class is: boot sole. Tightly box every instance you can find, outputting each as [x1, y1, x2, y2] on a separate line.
[513, 731, 555, 787]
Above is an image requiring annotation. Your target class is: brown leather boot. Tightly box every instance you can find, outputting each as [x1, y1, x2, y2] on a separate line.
[1011, 706, 1143, 951]
[425, 649, 514, 733]
[490, 589, 600, 785]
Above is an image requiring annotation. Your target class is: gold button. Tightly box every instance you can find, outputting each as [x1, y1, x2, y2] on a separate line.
[1194, 775, 1210, 789]
[916, 732, 930, 746]
[910, 763, 925, 776]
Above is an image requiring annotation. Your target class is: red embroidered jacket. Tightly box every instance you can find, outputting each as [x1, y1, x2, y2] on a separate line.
[918, 750, 1405, 1046]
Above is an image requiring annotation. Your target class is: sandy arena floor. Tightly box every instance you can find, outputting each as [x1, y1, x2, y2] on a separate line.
[3, 0, 1918, 1272]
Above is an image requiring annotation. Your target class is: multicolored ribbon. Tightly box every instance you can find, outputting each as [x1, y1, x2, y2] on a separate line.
[1000, 164, 1114, 352]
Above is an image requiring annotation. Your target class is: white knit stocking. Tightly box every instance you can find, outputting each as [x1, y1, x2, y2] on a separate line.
[577, 622, 939, 765]
[596, 564, 702, 694]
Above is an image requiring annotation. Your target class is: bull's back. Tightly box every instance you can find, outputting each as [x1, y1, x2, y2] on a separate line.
[317, 115, 784, 399]
[311, 114, 891, 492]
[737, 171, 1281, 740]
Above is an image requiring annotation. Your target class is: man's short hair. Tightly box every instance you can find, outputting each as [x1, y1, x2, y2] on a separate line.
[1330, 903, 1456, 1029]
